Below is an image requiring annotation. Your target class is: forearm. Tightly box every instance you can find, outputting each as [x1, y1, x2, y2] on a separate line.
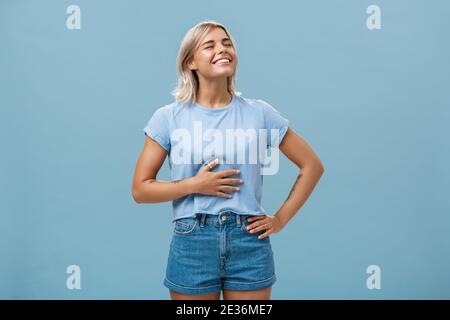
[134, 177, 195, 203]
[274, 164, 324, 227]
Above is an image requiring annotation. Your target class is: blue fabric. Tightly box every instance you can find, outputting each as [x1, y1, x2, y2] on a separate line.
[164, 211, 276, 294]
[143, 94, 289, 222]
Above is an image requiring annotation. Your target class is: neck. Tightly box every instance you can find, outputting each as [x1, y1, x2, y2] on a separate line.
[195, 75, 232, 108]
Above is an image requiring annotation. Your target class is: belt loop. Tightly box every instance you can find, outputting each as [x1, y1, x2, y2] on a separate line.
[236, 213, 241, 227]
[200, 214, 206, 227]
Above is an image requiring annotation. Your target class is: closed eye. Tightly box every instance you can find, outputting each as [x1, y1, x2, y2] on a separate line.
[204, 43, 233, 50]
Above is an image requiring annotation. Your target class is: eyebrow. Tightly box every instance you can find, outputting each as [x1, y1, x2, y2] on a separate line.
[201, 38, 231, 46]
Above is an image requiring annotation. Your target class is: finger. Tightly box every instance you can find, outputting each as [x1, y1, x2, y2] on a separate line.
[247, 215, 266, 223]
[258, 230, 272, 239]
[216, 169, 240, 178]
[202, 158, 219, 172]
[218, 185, 240, 192]
[249, 223, 271, 233]
[219, 178, 244, 185]
[215, 191, 233, 199]
[247, 218, 268, 231]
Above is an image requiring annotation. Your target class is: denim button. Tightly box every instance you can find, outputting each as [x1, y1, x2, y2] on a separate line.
[221, 215, 227, 221]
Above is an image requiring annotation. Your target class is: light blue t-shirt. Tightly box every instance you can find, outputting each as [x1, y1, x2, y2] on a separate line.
[143, 94, 289, 222]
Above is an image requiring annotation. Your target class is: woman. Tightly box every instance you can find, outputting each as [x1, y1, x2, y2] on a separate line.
[132, 20, 324, 300]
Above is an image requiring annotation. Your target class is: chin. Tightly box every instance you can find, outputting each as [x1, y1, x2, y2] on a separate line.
[205, 71, 233, 79]
[213, 68, 235, 76]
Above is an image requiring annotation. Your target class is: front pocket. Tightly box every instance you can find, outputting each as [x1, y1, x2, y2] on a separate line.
[239, 215, 252, 232]
[173, 218, 198, 235]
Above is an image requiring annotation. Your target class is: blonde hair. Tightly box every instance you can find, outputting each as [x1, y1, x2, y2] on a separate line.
[171, 20, 241, 104]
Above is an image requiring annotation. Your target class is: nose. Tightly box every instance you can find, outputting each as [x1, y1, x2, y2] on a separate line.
[216, 44, 226, 54]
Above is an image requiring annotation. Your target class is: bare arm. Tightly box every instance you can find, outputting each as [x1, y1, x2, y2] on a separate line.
[132, 135, 191, 203]
[132, 135, 242, 203]
[274, 127, 325, 227]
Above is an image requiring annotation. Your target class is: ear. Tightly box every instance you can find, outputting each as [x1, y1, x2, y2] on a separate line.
[187, 58, 197, 71]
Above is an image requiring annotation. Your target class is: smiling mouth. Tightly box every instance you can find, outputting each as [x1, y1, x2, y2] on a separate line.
[212, 58, 231, 65]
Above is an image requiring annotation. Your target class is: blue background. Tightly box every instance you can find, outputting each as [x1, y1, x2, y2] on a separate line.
[1, 0, 449, 299]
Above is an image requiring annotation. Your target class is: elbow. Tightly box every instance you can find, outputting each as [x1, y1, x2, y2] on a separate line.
[318, 162, 325, 174]
[132, 187, 142, 204]
[316, 162, 325, 176]
[301, 161, 325, 175]
[132, 184, 160, 204]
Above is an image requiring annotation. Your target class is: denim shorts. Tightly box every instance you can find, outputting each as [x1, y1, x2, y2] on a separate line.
[164, 211, 276, 295]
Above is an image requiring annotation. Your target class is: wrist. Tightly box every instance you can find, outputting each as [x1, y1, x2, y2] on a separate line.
[185, 176, 197, 195]
[274, 213, 288, 227]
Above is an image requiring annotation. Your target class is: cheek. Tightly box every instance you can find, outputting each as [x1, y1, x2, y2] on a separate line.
[196, 59, 213, 72]
[199, 52, 214, 65]
[232, 55, 238, 66]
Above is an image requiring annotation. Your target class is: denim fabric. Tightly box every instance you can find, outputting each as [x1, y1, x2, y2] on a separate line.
[164, 211, 276, 294]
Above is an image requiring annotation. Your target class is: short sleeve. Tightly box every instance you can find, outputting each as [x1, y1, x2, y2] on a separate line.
[142, 106, 171, 152]
[259, 99, 290, 148]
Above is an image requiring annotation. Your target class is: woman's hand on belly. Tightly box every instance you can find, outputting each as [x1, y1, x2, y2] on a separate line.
[188, 157, 244, 199]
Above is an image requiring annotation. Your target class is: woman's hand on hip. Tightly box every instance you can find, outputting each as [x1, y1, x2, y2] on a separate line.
[246, 215, 285, 239]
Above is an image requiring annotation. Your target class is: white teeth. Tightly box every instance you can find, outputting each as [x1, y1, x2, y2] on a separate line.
[214, 58, 230, 65]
